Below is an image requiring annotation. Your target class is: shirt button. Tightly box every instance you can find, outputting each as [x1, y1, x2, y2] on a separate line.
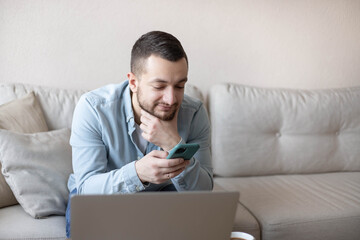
[136, 186, 141, 191]
[137, 156, 141, 160]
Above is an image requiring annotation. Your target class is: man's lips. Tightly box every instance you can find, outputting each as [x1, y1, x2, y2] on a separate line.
[157, 104, 176, 111]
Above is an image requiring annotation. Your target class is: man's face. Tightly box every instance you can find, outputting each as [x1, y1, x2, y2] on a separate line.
[131, 55, 188, 121]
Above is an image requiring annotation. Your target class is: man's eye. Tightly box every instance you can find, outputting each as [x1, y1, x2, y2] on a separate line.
[153, 86, 165, 90]
[176, 86, 185, 89]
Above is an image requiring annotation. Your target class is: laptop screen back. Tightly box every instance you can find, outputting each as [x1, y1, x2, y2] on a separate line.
[71, 191, 239, 240]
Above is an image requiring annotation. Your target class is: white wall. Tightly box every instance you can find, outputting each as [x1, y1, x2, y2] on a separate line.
[1, 0, 360, 96]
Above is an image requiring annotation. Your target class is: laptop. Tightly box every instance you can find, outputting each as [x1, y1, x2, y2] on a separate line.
[71, 191, 239, 240]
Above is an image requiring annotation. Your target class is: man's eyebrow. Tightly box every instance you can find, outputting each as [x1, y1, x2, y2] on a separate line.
[177, 78, 188, 83]
[149, 78, 188, 84]
[149, 79, 167, 83]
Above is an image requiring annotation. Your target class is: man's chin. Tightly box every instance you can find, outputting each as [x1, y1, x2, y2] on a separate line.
[144, 106, 177, 121]
[154, 111, 176, 121]
[139, 104, 177, 121]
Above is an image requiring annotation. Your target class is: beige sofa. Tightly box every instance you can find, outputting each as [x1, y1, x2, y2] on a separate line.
[0, 82, 360, 240]
[210, 84, 360, 240]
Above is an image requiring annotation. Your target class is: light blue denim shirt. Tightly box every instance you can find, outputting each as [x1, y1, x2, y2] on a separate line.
[67, 80, 213, 194]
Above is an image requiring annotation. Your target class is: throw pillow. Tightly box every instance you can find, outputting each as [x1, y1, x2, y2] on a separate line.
[0, 128, 72, 218]
[0, 92, 49, 208]
[0, 91, 48, 133]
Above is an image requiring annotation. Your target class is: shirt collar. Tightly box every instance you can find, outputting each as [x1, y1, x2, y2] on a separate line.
[123, 82, 136, 135]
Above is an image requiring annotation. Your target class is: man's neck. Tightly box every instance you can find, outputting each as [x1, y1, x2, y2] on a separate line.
[130, 92, 141, 125]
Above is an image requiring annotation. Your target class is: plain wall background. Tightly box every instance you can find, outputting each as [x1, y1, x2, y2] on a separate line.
[1, 0, 360, 96]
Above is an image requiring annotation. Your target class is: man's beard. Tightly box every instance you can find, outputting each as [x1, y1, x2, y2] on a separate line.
[137, 87, 178, 121]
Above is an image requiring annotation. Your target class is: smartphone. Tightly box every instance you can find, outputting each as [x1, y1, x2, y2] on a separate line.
[166, 143, 200, 160]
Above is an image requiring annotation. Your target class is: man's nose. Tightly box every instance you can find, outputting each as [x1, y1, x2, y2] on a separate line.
[163, 88, 176, 105]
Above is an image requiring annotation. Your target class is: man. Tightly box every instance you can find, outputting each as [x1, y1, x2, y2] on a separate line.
[65, 31, 213, 237]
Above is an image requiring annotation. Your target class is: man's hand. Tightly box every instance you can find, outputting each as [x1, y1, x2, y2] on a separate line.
[140, 109, 181, 151]
[135, 150, 190, 184]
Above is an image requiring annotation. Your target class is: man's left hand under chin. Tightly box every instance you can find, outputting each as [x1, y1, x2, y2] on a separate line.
[140, 109, 181, 151]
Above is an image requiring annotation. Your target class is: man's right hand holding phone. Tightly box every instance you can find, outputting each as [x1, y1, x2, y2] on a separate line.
[135, 150, 190, 184]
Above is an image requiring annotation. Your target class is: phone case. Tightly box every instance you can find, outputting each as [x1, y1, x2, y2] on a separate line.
[166, 143, 200, 160]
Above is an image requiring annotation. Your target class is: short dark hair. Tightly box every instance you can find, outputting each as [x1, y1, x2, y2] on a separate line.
[131, 31, 188, 76]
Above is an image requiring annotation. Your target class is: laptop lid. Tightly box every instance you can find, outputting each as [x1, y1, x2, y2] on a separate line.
[71, 191, 239, 240]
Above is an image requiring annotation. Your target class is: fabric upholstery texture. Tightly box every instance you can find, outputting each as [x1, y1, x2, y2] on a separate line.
[0, 83, 86, 131]
[0, 128, 72, 218]
[0, 205, 66, 240]
[210, 84, 360, 177]
[0, 91, 48, 133]
[0, 92, 49, 208]
[215, 172, 360, 240]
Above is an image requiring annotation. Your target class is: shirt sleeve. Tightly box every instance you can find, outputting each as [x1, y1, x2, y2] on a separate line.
[70, 96, 145, 194]
[171, 103, 214, 191]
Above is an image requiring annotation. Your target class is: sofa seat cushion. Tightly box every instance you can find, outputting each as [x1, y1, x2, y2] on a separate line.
[0, 205, 66, 240]
[213, 182, 260, 240]
[215, 172, 360, 240]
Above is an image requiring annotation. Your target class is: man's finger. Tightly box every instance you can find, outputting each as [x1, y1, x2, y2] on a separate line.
[148, 150, 169, 159]
[140, 115, 149, 126]
[163, 161, 188, 174]
[157, 158, 185, 168]
[141, 132, 150, 142]
[167, 167, 186, 179]
[139, 123, 147, 132]
[141, 109, 155, 120]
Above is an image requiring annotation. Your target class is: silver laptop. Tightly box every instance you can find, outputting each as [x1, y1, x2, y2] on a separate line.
[71, 191, 239, 240]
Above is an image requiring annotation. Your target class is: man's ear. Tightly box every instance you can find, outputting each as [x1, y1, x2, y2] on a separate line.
[127, 72, 138, 93]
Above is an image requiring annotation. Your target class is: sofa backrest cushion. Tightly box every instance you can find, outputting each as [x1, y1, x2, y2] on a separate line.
[0, 82, 204, 131]
[209, 83, 360, 177]
[0, 83, 86, 131]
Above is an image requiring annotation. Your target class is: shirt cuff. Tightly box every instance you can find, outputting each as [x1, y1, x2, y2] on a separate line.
[167, 138, 185, 153]
[124, 161, 146, 192]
